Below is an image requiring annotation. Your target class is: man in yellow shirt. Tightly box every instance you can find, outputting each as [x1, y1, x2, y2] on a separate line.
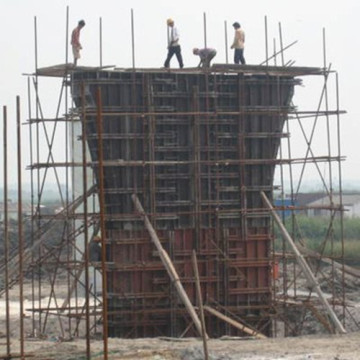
[231, 22, 246, 65]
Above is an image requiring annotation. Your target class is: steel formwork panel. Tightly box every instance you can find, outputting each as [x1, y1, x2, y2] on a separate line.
[71, 69, 297, 338]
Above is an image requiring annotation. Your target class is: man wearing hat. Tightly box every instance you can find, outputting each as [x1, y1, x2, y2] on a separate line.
[231, 22, 246, 65]
[164, 18, 184, 69]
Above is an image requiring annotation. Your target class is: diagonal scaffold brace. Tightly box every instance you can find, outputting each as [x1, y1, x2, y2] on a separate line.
[260, 191, 346, 334]
[131, 193, 206, 338]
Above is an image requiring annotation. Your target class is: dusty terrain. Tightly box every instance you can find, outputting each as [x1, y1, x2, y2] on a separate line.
[1, 267, 360, 359]
[1, 332, 360, 359]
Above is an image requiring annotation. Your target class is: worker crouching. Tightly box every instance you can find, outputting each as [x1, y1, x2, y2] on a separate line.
[193, 47, 217, 68]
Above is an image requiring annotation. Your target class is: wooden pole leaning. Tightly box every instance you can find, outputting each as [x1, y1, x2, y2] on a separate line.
[260, 191, 346, 334]
[131, 194, 203, 337]
[203, 306, 267, 339]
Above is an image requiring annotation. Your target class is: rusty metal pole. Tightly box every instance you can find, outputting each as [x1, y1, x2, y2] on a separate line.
[264, 15, 269, 66]
[65, 6, 69, 65]
[278, 22, 285, 66]
[322, 28, 333, 202]
[191, 250, 209, 360]
[34, 15, 43, 332]
[16, 96, 25, 358]
[224, 21, 229, 64]
[3, 106, 11, 356]
[335, 72, 346, 325]
[203, 12, 207, 49]
[65, 4, 75, 337]
[27, 66, 36, 339]
[96, 87, 109, 360]
[99, 17, 103, 67]
[131, 9, 135, 69]
[81, 83, 91, 359]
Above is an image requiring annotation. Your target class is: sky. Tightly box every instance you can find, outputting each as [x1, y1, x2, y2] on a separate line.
[0, 0, 359, 191]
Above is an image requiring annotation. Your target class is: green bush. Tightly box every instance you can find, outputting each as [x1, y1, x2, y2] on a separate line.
[274, 215, 360, 264]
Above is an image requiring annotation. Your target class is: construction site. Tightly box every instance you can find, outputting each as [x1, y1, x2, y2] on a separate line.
[0, 7, 360, 360]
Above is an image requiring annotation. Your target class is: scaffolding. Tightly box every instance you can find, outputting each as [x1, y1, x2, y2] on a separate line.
[1, 11, 359, 360]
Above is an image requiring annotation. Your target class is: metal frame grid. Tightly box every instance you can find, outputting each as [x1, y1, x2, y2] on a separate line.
[0, 11, 356, 359]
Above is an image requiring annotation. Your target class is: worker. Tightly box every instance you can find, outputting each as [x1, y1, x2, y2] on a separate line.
[89, 235, 102, 262]
[71, 19, 86, 66]
[231, 22, 246, 65]
[193, 47, 217, 68]
[164, 18, 184, 69]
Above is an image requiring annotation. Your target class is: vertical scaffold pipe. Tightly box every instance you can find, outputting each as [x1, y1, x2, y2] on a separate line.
[224, 21, 229, 64]
[99, 17, 103, 67]
[264, 15, 269, 66]
[3, 106, 11, 356]
[203, 12, 207, 49]
[131, 9, 135, 69]
[81, 83, 91, 360]
[192, 250, 209, 360]
[16, 96, 25, 358]
[96, 87, 109, 360]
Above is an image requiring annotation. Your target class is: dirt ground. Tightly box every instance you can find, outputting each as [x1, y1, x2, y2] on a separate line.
[1, 332, 360, 359]
[1, 267, 360, 360]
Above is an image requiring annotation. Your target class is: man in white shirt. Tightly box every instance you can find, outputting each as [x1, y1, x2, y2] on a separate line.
[164, 18, 184, 68]
[231, 22, 246, 65]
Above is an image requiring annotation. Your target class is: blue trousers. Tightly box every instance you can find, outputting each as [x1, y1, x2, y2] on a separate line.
[164, 45, 184, 68]
[234, 48, 246, 65]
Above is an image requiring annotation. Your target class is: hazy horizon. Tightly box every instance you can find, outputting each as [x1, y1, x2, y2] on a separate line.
[0, 0, 358, 189]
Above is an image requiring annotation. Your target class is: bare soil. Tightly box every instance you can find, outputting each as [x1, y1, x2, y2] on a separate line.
[1, 266, 360, 360]
[1, 332, 360, 359]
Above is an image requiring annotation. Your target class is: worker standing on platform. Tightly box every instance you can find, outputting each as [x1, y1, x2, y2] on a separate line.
[89, 235, 102, 263]
[71, 19, 86, 66]
[193, 47, 217, 68]
[231, 22, 246, 65]
[164, 18, 184, 69]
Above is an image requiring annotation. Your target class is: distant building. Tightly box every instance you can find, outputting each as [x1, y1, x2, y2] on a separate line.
[0, 201, 33, 221]
[295, 193, 326, 208]
[274, 198, 299, 218]
[306, 194, 360, 218]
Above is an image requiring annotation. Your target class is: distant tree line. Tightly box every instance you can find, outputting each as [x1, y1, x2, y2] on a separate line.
[274, 215, 360, 264]
[0, 206, 68, 276]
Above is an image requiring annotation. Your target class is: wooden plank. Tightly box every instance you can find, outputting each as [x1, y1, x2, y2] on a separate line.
[203, 306, 267, 339]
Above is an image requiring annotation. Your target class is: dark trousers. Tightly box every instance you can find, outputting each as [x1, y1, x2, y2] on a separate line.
[234, 48, 246, 65]
[164, 45, 184, 68]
